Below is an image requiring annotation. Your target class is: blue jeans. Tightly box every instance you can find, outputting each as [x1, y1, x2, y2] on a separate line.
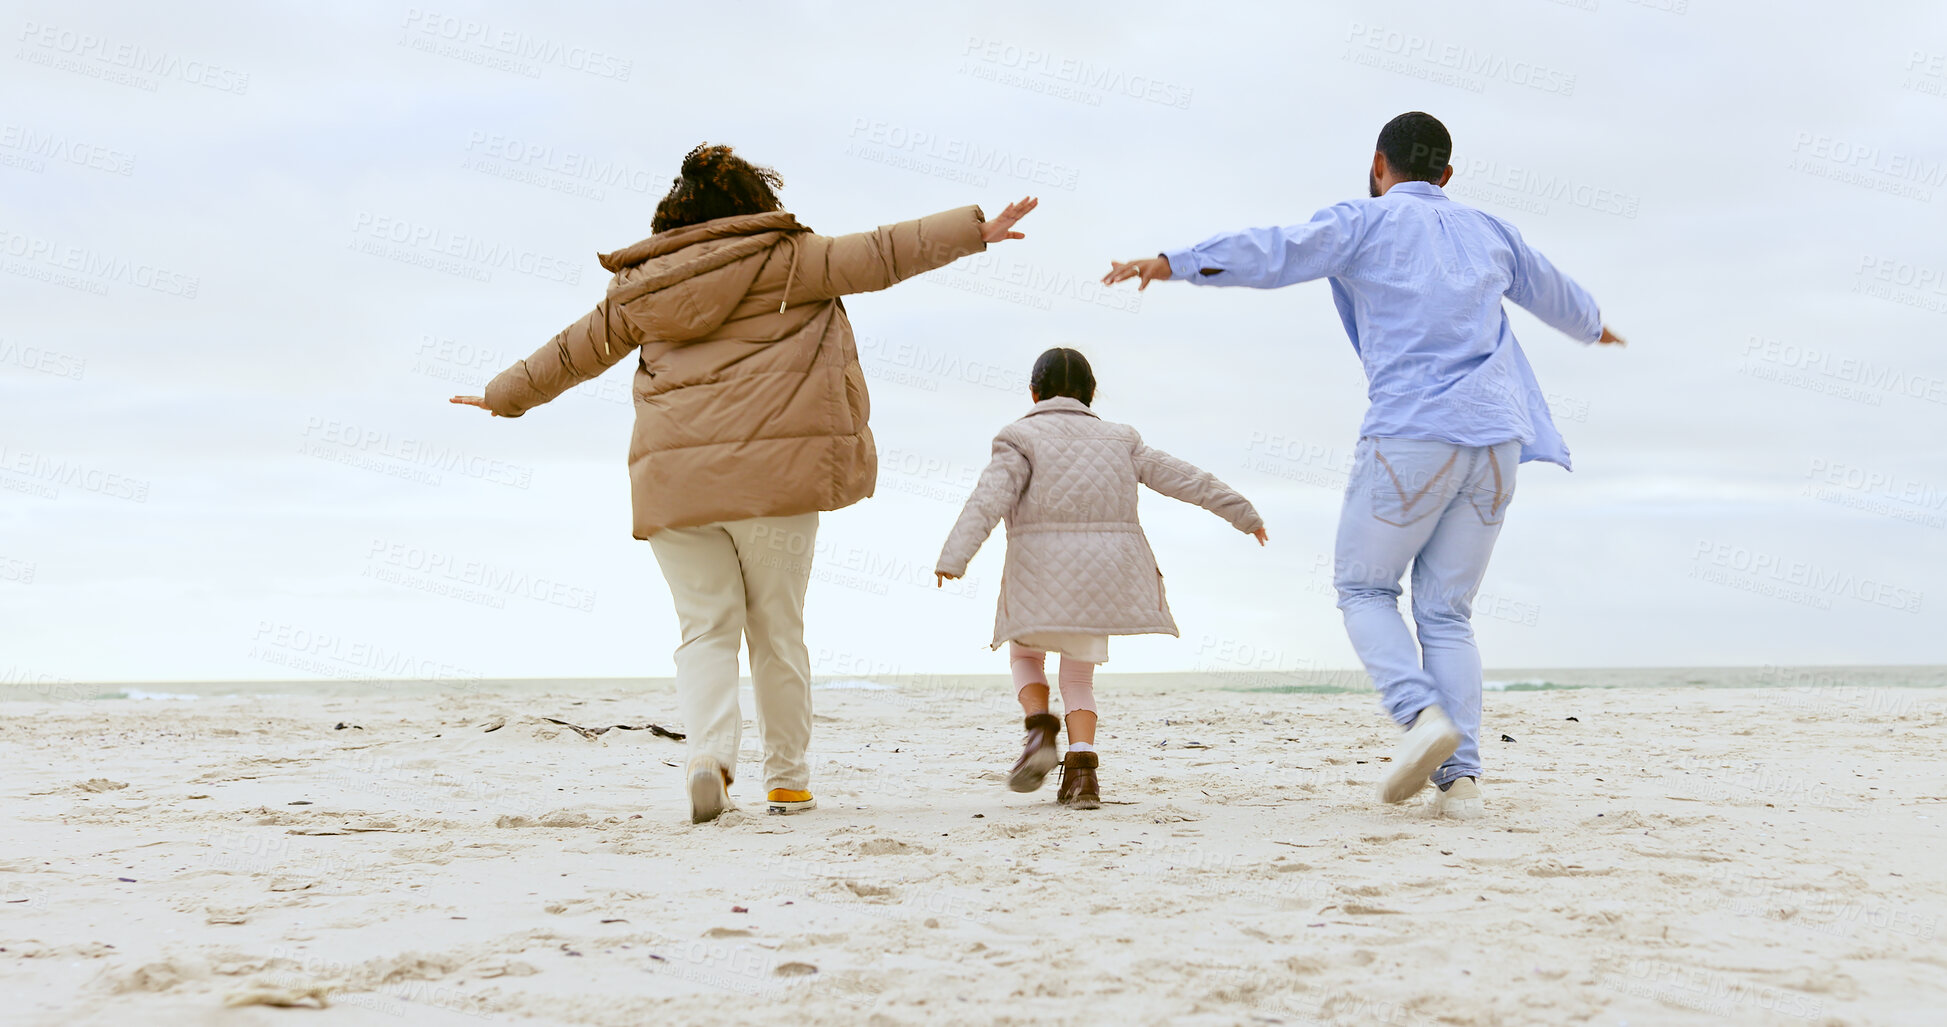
[1333, 437, 1519, 786]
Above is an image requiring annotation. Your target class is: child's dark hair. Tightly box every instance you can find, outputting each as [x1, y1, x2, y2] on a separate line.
[1030, 347, 1096, 406]
[651, 143, 784, 234]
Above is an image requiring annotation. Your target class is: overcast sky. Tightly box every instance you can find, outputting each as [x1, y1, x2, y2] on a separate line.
[3, 0, 1944, 685]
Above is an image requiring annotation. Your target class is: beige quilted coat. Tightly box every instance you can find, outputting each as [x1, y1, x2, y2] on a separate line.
[936, 398, 1264, 646]
[484, 206, 988, 537]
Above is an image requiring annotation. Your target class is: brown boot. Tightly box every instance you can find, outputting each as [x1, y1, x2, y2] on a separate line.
[1007, 713, 1062, 792]
[1056, 751, 1099, 809]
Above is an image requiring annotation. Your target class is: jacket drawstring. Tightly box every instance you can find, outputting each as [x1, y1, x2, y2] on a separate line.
[778, 235, 802, 314]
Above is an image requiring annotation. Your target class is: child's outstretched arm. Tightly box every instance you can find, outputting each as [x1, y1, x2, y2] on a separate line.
[1134, 441, 1268, 544]
[935, 437, 1030, 583]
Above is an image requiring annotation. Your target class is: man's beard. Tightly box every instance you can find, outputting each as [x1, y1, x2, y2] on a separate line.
[1368, 170, 1381, 198]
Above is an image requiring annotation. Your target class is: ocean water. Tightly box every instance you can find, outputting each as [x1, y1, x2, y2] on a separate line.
[3, 666, 1943, 702]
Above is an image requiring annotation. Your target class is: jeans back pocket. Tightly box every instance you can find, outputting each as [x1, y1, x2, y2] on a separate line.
[1363, 440, 1460, 528]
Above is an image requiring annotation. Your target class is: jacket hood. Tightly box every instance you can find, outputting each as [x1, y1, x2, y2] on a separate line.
[598, 212, 809, 342]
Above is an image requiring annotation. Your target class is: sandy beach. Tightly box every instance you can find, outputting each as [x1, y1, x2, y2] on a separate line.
[3, 681, 1943, 1026]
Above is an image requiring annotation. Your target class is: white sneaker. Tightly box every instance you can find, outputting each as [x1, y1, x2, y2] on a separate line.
[1377, 706, 1461, 804]
[687, 757, 732, 824]
[1428, 777, 1484, 820]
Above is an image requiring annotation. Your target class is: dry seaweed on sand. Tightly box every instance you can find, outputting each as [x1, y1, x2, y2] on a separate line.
[540, 717, 685, 741]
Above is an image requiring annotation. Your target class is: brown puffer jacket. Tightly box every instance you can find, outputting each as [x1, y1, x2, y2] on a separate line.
[484, 206, 988, 537]
[936, 398, 1264, 647]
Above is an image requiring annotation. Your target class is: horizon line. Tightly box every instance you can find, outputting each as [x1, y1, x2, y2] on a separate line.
[8, 663, 1944, 689]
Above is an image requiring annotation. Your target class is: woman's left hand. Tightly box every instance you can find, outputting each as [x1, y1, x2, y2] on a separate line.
[980, 196, 1038, 243]
[1252, 528, 1269, 546]
[449, 396, 501, 416]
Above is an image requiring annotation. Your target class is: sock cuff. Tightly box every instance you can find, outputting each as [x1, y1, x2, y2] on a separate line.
[1067, 741, 1095, 753]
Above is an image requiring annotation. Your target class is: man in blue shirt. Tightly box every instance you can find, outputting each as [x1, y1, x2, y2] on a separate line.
[1104, 112, 1622, 819]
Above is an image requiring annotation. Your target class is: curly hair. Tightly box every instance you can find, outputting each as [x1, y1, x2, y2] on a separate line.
[650, 143, 784, 234]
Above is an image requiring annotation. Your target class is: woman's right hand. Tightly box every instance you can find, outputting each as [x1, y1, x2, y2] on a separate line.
[980, 196, 1038, 243]
[1252, 528, 1269, 546]
[449, 396, 501, 416]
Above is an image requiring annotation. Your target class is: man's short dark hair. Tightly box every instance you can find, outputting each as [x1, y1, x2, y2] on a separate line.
[1376, 112, 1452, 182]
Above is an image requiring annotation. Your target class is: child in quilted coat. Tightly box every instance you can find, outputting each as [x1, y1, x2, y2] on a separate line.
[935, 348, 1267, 808]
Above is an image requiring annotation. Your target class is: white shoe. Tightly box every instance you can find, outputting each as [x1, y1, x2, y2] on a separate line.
[1428, 777, 1484, 820]
[687, 757, 732, 824]
[1377, 706, 1461, 804]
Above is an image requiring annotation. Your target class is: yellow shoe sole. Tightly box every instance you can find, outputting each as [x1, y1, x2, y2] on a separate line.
[767, 791, 816, 815]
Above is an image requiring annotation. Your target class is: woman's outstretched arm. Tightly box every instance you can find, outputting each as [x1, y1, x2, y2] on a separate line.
[450, 298, 643, 417]
[786, 197, 1037, 304]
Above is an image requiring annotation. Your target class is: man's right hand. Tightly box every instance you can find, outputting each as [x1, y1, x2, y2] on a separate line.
[1597, 325, 1625, 346]
[1102, 256, 1173, 290]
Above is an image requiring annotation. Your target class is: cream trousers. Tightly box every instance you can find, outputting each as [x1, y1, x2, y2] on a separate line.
[648, 512, 818, 792]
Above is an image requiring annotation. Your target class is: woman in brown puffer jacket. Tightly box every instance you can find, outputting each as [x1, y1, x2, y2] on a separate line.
[453, 143, 1038, 823]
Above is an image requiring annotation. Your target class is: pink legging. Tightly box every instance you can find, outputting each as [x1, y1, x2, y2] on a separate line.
[1008, 643, 1096, 713]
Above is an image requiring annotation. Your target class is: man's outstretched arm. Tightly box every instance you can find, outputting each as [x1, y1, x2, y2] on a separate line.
[1500, 220, 1625, 346]
[1102, 204, 1365, 290]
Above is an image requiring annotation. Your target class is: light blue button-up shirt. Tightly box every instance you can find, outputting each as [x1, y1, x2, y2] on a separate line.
[1163, 181, 1601, 468]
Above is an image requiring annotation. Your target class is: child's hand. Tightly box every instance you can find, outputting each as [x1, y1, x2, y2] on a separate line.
[935, 571, 961, 587]
[1252, 528, 1269, 546]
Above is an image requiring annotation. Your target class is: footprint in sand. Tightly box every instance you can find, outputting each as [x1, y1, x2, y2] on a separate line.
[1526, 859, 1614, 878]
[856, 838, 933, 856]
[471, 960, 539, 979]
[841, 880, 896, 900]
[114, 959, 203, 994]
[496, 811, 593, 829]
